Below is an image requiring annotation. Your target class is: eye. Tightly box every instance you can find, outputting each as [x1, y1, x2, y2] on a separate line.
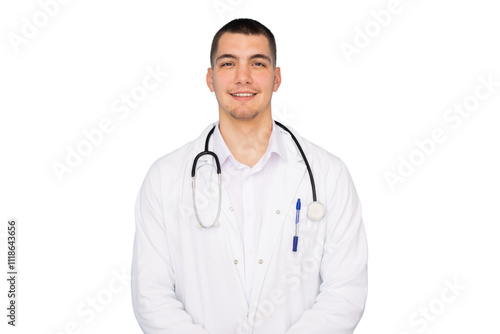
[220, 62, 233, 67]
[253, 62, 265, 67]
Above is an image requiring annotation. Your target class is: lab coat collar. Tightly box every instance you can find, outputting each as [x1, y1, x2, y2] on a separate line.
[211, 121, 288, 168]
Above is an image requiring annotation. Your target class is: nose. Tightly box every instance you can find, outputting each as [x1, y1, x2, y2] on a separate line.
[234, 64, 252, 85]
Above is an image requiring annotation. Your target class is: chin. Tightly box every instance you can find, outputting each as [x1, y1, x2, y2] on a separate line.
[228, 109, 259, 121]
[229, 113, 259, 121]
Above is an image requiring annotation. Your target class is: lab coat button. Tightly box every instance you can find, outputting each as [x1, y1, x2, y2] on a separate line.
[276, 210, 280, 214]
[258, 259, 263, 264]
[229, 206, 233, 211]
[234, 259, 238, 264]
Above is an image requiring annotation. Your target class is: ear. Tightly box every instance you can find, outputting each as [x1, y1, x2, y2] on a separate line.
[206, 67, 214, 92]
[273, 67, 282, 92]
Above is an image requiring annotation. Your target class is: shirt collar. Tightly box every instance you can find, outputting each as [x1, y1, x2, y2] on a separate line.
[212, 121, 288, 167]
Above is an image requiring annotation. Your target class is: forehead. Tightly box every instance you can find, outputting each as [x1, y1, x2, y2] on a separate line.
[216, 33, 271, 58]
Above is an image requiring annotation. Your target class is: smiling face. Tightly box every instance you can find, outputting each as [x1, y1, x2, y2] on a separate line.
[206, 32, 281, 122]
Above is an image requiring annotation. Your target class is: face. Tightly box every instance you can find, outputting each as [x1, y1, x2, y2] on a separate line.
[206, 33, 281, 122]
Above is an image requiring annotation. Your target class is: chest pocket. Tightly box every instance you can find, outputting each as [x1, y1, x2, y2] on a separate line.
[282, 199, 326, 265]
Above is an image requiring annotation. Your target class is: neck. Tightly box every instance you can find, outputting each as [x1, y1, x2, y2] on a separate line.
[218, 115, 273, 167]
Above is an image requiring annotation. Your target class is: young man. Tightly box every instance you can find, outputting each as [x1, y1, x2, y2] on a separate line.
[132, 18, 367, 334]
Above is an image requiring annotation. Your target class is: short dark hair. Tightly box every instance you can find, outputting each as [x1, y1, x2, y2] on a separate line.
[210, 18, 277, 68]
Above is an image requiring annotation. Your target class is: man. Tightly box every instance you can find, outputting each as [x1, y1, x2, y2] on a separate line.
[132, 18, 367, 334]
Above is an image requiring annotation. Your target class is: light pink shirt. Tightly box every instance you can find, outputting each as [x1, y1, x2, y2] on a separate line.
[212, 122, 287, 303]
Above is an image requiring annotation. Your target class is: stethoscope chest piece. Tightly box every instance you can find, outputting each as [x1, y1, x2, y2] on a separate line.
[307, 201, 326, 221]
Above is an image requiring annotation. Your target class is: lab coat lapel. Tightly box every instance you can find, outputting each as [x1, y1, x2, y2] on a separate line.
[191, 125, 247, 308]
[249, 154, 306, 311]
[193, 125, 243, 263]
[219, 185, 246, 298]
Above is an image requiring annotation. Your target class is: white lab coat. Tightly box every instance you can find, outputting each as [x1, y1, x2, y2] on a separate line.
[132, 122, 368, 334]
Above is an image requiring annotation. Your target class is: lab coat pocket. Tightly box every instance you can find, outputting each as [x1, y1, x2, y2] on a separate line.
[284, 209, 326, 269]
[284, 208, 308, 263]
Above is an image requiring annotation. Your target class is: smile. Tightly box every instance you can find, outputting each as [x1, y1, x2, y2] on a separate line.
[230, 93, 257, 97]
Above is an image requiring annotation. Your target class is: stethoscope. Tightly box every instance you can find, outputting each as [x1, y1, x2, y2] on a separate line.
[191, 121, 326, 228]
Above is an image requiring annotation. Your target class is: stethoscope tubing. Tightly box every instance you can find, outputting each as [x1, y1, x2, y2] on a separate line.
[273, 121, 317, 202]
[191, 121, 323, 228]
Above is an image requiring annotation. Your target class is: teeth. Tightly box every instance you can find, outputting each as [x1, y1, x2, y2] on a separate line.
[232, 93, 255, 97]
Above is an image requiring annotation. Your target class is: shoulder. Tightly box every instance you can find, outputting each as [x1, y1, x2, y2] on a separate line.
[277, 123, 346, 174]
[301, 137, 343, 167]
[288, 129, 360, 209]
[144, 123, 216, 180]
[278, 124, 356, 198]
[299, 136, 354, 193]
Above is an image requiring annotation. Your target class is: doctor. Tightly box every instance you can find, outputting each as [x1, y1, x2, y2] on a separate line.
[132, 18, 367, 334]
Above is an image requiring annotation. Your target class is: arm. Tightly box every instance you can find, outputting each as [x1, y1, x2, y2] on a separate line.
[131, 163, 209, 334]
[286, 161, 368, 334]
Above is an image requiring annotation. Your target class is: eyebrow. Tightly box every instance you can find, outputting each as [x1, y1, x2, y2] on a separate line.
[215, 53, 272, 65]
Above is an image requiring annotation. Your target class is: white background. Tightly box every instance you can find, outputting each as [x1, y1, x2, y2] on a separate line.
[1, 0, 499, 333]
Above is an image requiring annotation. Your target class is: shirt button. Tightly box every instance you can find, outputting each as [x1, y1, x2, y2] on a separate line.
[229, 207, 233, 211]
[276, 210, 280, 214]
[234, 259, 238, 265]
[258, 259, 263, 264]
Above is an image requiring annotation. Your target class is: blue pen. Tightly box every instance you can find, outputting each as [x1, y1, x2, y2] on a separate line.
[293, 199, 301, 252]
